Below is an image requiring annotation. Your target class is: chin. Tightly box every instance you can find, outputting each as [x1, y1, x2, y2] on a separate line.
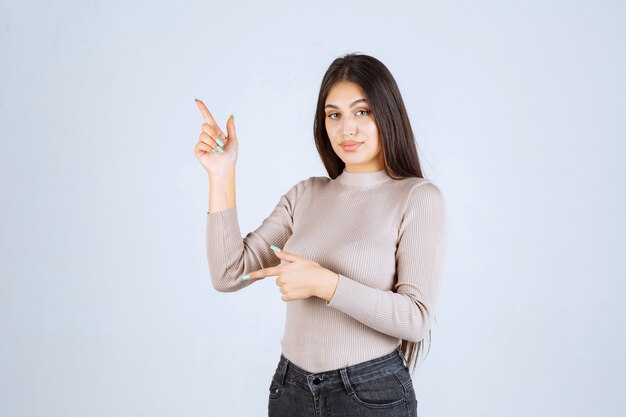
[344, 153, 374, 162]
[339, 156, 365, 164]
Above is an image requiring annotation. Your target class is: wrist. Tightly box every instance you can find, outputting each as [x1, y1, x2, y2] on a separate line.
[209, 167, 235, 182]
[318, 269, 339, 302]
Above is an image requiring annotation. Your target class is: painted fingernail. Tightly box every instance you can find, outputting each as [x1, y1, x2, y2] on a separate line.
[216, 146, 224, 153]
[216, 138, 224, 146]
[211, 149, 218, 154]
[270, 245, 282, 252]
[241, 274, 250, 281]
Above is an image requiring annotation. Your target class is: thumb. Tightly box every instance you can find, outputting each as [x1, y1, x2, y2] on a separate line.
[226, 114, 237, 142]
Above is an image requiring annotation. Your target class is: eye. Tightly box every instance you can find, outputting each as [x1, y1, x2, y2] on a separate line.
[327, 110, 370, 119]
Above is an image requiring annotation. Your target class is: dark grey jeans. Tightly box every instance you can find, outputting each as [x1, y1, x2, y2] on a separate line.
[268, 345, 418, 417]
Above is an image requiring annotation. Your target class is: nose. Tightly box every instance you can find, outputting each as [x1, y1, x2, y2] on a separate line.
[342, 118, 356, 137]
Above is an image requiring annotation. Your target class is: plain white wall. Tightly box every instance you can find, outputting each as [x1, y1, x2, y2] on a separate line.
[1, 1, 625, 416]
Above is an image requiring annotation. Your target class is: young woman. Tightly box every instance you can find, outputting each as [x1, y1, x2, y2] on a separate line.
[194, 52, 447, 417]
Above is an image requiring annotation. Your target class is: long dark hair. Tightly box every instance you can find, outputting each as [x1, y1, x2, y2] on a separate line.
[313, 52, 432, 373]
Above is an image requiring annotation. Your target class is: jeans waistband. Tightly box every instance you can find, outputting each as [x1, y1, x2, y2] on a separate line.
[273, 345, 408, 393]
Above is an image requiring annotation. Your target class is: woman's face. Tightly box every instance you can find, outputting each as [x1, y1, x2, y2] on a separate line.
[324, 80, 384, 172]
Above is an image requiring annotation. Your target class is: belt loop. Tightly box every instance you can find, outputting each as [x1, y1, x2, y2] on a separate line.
[279, 357, 289, 386]
[339, 368, 354, 395]
[397, 345, 409, 369]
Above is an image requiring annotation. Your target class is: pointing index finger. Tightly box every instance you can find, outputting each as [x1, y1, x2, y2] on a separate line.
[242, 266, 280, 281]
[195, 98, 219, 126]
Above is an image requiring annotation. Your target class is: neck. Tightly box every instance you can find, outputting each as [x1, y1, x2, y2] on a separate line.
[335, 167, 393, 186]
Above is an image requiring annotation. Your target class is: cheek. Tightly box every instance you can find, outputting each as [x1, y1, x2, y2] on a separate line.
[366, 120, 379, 135]
[326, 122, 341, 139]
[361, 121, 380, 142]
[357, 118, 377, 134]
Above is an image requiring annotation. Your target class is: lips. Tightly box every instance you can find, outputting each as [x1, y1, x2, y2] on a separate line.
[340, 141, 363, 151]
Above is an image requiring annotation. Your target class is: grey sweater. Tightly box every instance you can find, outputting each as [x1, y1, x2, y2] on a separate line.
[206, 168, 448, 372]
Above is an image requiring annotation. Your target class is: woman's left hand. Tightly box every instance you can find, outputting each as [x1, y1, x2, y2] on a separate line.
[243, 246, 339, 302]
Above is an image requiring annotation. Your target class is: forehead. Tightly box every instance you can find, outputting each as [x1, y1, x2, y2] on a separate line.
[325, 81, 366, 104]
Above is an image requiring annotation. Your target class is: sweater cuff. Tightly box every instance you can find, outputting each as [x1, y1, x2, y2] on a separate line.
[326, 273, 356, 308]
[207, 206, 238, 219]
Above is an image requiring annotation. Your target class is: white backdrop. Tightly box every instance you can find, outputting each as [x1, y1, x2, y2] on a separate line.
[1, 1, 625, 416]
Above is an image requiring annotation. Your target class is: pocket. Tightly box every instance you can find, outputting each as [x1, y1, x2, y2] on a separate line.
[398, 366, 419, 411]
[268, 376, 282, 399]
[393, 365, 414, 389]
[268, 359, 284, 400]
[349, 370, 407, 409]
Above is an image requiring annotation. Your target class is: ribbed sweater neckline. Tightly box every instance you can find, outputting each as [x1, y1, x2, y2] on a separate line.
[335, 168, 393, 186]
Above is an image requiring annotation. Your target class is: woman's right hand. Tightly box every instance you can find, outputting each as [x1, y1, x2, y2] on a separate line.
[194, 98, 238, 177]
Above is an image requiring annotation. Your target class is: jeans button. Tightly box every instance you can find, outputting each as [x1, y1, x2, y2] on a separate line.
[313, 377, 321, 385]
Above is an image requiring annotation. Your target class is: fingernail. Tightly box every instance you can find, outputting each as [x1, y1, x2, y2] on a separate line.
[216, 146, 224, 153]
[230, 113, 234, 120]
[195, 98, 199, 102]
[270, 245, 282, 252]
[241, 274, 250, 281]
[216, 138, 224, 146]
[211, 149, 218, 154]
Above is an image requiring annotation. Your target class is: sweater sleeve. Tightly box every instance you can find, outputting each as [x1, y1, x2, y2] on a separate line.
[206, 178, 308, 292]
[325, 181, 448, 343]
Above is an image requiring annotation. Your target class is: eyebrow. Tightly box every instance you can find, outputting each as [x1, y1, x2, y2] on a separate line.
[324, 98, 368, 109]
